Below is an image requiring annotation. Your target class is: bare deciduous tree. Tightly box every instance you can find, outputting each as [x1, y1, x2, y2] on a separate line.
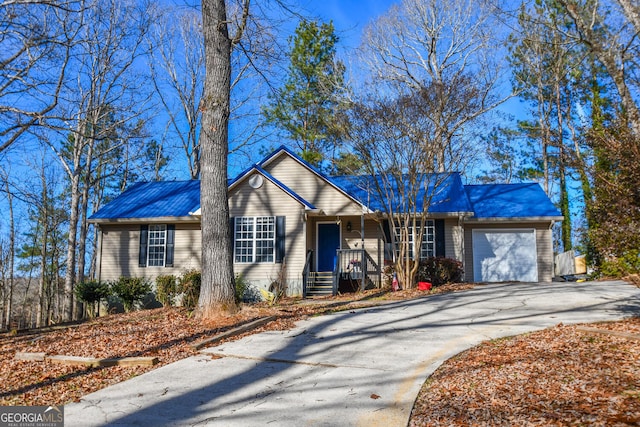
[359, 0, 510, 172]
[44, 0, 155, 321]
[347, 93, 458, 289]
[149, 8, 204, 179]
[348, 0, 510, 287]
[149, 2, 279, 179]
[557, 0, 640, 134]
[0, 168, 15, 329]
[0, 0, 81, 152]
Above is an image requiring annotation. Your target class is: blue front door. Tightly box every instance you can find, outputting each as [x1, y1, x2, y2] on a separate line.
[317, 223, 340, 272]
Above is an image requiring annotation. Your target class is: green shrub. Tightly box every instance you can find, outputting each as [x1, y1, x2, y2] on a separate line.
[75, 280, 111, 304]
[599, 250, 640, 277]
[156, 275, 177, 307]
[178, 270, 201, 309]
[234, 274, 249, 304]
[417, 257, 463, 286]
[110, 277, 152, 312]
[75, 280, 111, 318]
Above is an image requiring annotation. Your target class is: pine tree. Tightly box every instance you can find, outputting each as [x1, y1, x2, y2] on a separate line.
[263, 20, 347, 167]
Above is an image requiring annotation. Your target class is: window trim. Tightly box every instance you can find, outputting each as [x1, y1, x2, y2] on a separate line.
[394, 219, 435, 261]
[234, 216, 276, 264]
[147, 224, 167, 267]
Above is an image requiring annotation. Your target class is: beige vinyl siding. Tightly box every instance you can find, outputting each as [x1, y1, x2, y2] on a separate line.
[264, 154, 363, 216]
[337, 216, 461, 269]
[316, 216, 386, 266]
[463, 222, 555, 283]
[97, 222, 201, 283]
[536, 224, 554, 282]
[360, 218, 385, 273]
[444, 218, 464, 261]
[229, 172, 307, 295]
[332, 216, 463, 266]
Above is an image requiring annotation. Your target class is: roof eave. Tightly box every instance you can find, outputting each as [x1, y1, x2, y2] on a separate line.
[258, 146, 370, 211]
[465, 216, 564, 222]
[89, 216, 201, 224]
[426, 211, 475, 217]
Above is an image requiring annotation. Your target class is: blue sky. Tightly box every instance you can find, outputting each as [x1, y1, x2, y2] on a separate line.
[0, 0, 584, 258]
[306, 0, 395, 49]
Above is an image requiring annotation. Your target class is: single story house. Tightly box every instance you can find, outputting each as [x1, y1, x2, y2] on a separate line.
[89, 146, 563, 297]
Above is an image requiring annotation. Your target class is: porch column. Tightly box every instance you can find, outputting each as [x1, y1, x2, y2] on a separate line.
[361, 207, 365, 291]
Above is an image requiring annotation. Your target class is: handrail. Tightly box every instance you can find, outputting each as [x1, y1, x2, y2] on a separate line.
[302, 249, 313, 298]
[363, 251, 379, 290]
[332, 254, 339, 296]
[336, 248, 382, 291]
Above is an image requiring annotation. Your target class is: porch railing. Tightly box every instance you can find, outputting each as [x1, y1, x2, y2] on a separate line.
[302, 249, 313, 297]
[336, 249, 381, 291]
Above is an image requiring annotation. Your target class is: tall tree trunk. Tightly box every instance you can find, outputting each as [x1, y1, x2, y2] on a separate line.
[36, 170, 48, 327]
[77, 185, 88, 284]
[537, 79, 550, 194]
[560, 0, 640, 135]
[63, 173, 80, 322]
[3, 178, 15, 329]
[89, 215, 100, 279]
[61, 121, 86, 322]
[88, 166, 106, 279]
[198, 0, 237, 318]
[75, 136, 95, 319]
[558, 146, 571, 251]
[555, 76, 571, 251]
[563, 79, 592, 234]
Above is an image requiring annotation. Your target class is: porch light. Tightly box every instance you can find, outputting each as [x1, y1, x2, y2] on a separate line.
[346, 221, 352, 232]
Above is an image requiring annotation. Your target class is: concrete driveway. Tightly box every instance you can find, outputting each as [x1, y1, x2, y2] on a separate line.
[65, 280, 640, 426]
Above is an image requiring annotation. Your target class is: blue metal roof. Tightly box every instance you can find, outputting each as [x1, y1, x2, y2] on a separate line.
[464, 183, 563, 219]
[90, 180, 200, 220]
[330, 173, 474, 214]
[90, 147, 562, 222]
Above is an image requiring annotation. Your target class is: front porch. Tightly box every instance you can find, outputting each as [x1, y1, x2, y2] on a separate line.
[301, 215, 386, 297]
[303, 248, 383, 297]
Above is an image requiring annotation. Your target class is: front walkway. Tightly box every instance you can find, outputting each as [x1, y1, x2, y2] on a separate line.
[65, 281, 640, 426]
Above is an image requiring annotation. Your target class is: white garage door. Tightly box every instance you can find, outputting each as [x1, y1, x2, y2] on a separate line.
[472, 229, 538, 282]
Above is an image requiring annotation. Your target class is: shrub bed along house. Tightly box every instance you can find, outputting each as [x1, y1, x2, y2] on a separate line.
[417, 257, 464, 286]
[110, 277, 152, 312]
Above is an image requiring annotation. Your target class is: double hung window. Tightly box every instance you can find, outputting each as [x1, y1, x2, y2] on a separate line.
[234, 216, 276, 263]
[147, 224, 167, 266]
[394, 219, 435, 260]
[138, 224, 174, 268]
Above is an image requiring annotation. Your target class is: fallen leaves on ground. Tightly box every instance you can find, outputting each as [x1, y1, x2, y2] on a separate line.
[0, 306, 268, 406]
[2, 281, 638, 426]
[0, 286, 444, 406]
[410, 318, 640, 426]
[626, 274, 640, 288]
